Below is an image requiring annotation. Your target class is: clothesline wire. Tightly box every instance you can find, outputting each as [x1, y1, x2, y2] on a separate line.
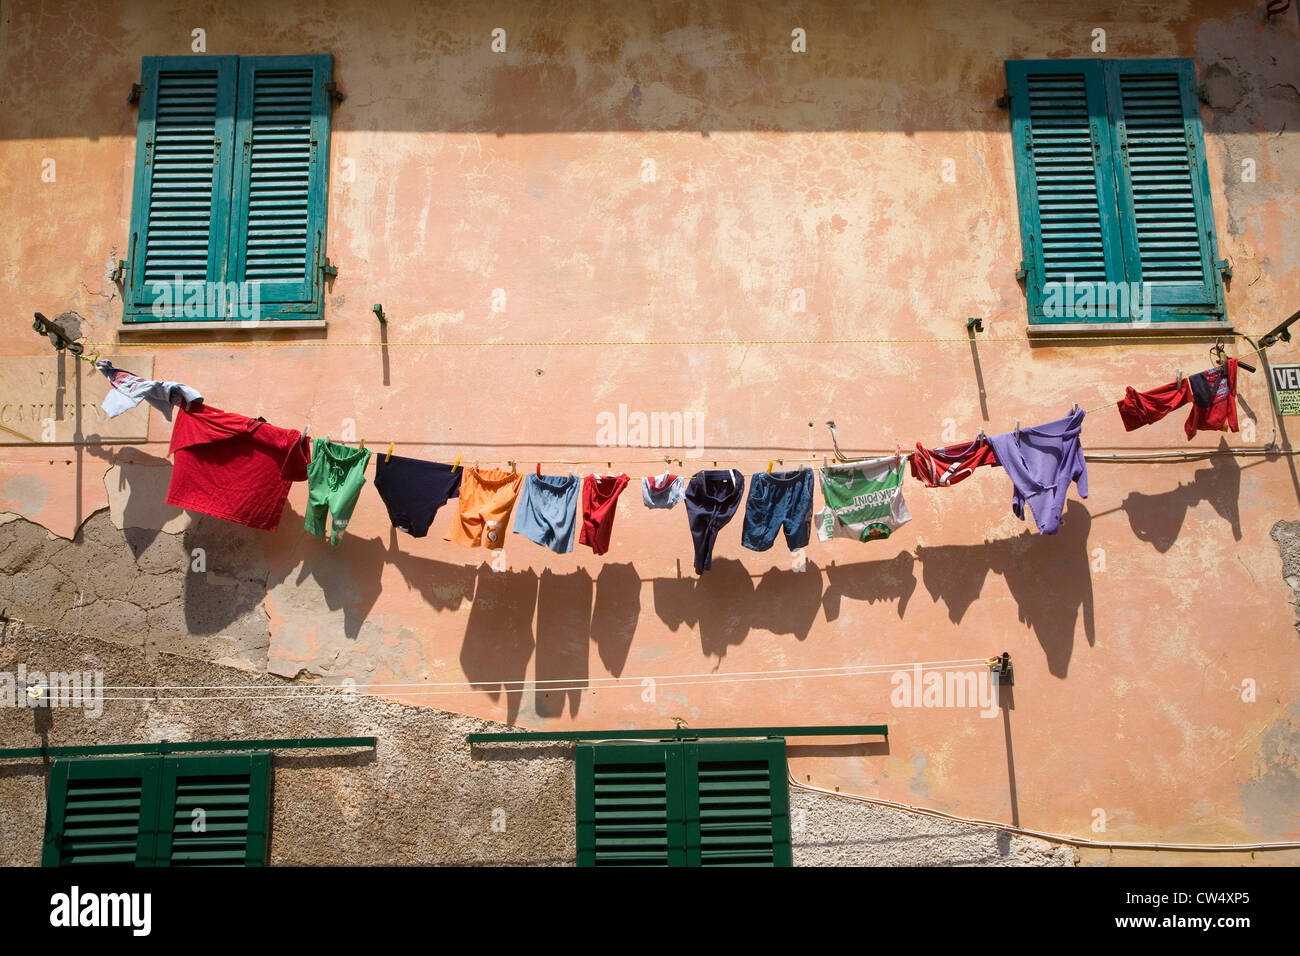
[82, 331, 1279, 349]
[52, 662, 996, 701]
[94, 657, 990, 691]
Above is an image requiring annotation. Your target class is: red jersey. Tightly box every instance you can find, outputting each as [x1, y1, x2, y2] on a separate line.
[580, 473, 629, 555]
[166, 404, 309, 531]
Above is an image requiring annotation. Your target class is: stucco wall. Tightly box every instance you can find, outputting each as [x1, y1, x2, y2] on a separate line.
[1, 0, 1298, 855]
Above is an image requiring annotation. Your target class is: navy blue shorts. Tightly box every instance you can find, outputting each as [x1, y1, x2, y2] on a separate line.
[374, 455, 462, 537]
[684, 469, 746, 574]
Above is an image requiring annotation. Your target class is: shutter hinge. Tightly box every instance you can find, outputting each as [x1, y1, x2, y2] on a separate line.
[127, 83, 143, 105]
[110, 260, 127, 284]
[320, 256, 338, 279]
[1217, 258, 1232, 279]
[1015, 261, 1028, 281]
[996, 88, 1011, 110]
[325, 81, 345, 105]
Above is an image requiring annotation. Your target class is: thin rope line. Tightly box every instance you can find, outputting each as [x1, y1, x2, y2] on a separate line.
[88, 331, 1273, 349]
[98, 657, 990, 691]
[60, 664, 991, 701]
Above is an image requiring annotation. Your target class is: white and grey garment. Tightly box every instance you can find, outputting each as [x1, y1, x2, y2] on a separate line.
[642, 472, 686, 508]
[95, 359, 202, 421]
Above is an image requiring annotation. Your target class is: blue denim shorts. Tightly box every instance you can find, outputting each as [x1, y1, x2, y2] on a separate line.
[741, 469, 814, 552]
[512, 473, 580, 553]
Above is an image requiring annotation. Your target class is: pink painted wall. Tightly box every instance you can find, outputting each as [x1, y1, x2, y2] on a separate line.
[1, 0, 1297, 845]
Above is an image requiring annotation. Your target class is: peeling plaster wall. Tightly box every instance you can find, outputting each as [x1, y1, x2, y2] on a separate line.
[0, 0, 1298, 856]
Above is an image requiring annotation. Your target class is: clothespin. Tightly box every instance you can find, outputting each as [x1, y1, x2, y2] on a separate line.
[895, 442, 902, 467]
[1175, 368, 1183, 388]
[304, 424, 311, 438]
[452, 455, 462, 472]
[359, 439, 366, 451]
[767, 460, 774, 474]
[1071, 403, 1079, 414]
[508, 460, 517, 472]
[536, 462, 542, 477]
[1014, 420, 1021, 443]
[975, 427, 986, 444]
[385, 442, 394, 462]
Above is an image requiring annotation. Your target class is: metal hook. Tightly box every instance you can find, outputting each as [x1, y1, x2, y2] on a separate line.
[825, 420, 849, 462]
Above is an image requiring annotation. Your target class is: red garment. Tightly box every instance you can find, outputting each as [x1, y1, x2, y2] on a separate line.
[580, 473, 629, 555]
[1117, 380, 1190, 432]
[910, 439, 997, 487]
[1184, 358, 1238, 440]
[166, 404, 309, 531]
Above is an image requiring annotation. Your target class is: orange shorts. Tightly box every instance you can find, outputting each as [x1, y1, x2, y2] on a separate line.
[444, 467, 524, 549]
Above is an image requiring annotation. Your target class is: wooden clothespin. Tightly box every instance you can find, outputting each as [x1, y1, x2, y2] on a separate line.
[385, 442, 394, 462]
[508, 460, 517, 472]
[1014, 420, 1021, 443]
[359, 439, 366, 451]
[1071, 403, 1079, 414]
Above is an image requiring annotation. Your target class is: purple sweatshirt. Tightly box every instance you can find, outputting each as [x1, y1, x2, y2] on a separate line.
[987, 408, 1087, 535]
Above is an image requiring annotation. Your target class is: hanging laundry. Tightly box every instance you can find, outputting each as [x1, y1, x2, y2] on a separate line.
[642, 472, 686, 509]
[986, 408, 1087, 535]
[513, 473, 581, 553]
[165, 404, 308, 531]
[909, 438, 997, 488]
[580, 473, 630, 555]
[300, 439, 372, 546]
[683, 470, 745, 573]
[95, 359, 201, 421]
[1116, 379, 1190, 431]
[1117, 360, 1239, 441]
[374, 455, 462, 538]
[742, 468, 814, 552]
[1184, 358, 1238, 440]
[815, 458, 912, 542]
[444, 466, 524, 549]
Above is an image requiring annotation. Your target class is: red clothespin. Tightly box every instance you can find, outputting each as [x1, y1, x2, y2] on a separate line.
[536, 462, 542, 477]
[895, 442, 902, 467]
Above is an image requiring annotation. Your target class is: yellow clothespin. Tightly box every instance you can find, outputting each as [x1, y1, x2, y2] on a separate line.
[452, 455, 462, 471]
[385, 442, 394, 462]
[359, 439, 366, 451]
[767, 460, 774, 474]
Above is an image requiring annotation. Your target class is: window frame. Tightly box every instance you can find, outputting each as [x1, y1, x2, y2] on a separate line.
[1006, 56, 1228, 330]
[576, 738, 792, 867]
[41, 752, 272, 867]
[122, 53, 333, 326]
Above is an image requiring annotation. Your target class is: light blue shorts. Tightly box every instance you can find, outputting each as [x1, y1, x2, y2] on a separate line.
[512, 473, 580, 553]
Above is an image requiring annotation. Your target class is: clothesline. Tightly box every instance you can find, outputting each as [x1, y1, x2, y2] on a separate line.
[82, 330, 1277, 351]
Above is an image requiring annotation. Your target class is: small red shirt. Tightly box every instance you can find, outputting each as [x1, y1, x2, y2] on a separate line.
[580, 473, 629, 555]
[166, 404, 309, 531]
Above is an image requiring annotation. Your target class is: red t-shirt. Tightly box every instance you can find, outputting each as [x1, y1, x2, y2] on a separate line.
[1184, 359, 1238, 440]
[580, 473, 629, 555]
[166, 404, 309, 531]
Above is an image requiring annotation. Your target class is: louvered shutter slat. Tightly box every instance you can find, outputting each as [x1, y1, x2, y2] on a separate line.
[156, 753, 271, 866]
[229, 56, 332, 308]
[1106, 61, 1220, 304]
[126, 57, 237, 319]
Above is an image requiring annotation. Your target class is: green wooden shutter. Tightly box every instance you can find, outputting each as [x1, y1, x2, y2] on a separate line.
[229, 55, 332, 313]
[126, 56, 238, 319]
[41, 756, 162, 866]
[683, 740, 791, 867]
[1006, 60, 1127, 323]
[1104, 59, 1222, 313]
[155, 752, 272, 865]
[576, 743, 686, 866]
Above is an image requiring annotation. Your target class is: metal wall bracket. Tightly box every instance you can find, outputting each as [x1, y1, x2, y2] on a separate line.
[995, 89, 1011, 109]
[110, 259, 127, 284]
[1217, 258, 1232, 279]
[320, 256, 338, 278]
[32, 313, 83, 354]
[966, 316, 984, 333]
[127, 83, 143, 105]
[325, 81, 345, 105]
[373, 303, 387, 324]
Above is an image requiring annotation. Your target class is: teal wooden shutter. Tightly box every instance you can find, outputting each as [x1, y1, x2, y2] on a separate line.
[1006, 60, 1126, 323]
[126, 56, 238, 319]
[683, 739, 791, 867]
[576, 743, 686, 866]
[41, 756, 162, 866]
[1103, 59, 1222, 313]
[229, 55, 332, 312]
[155, 752, 272, 865]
